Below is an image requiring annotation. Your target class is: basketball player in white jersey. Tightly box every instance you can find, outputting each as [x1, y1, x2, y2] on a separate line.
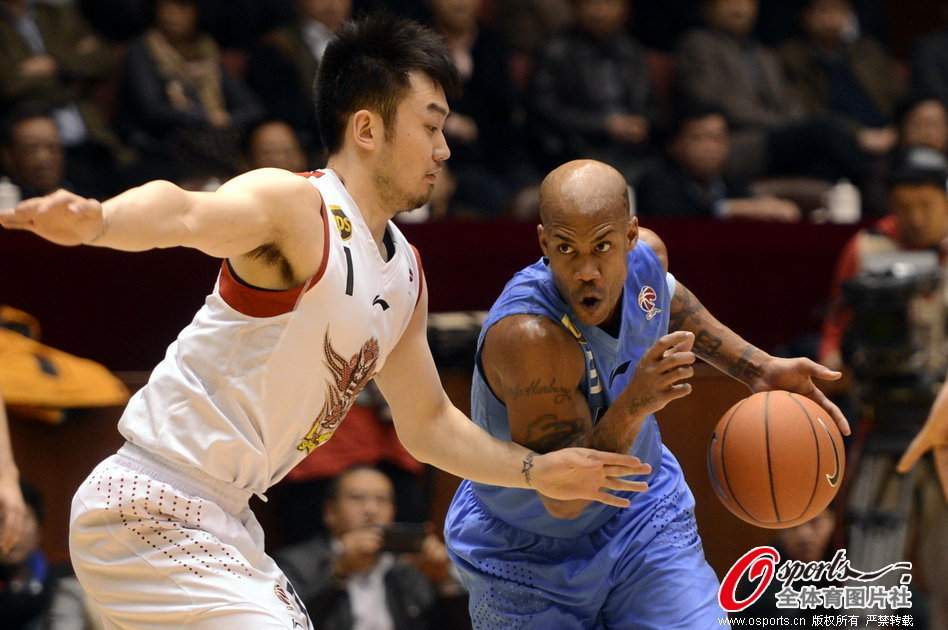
[0, 15, 651, 629]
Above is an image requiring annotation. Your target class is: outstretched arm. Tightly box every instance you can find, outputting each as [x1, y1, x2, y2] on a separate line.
[374, 283, 651, 508]
[0, 169, 325, 289]
[642, 227, 851, 435]
[898, 379, 948, 502]
[0, 386, 25, 555]
[481, 315, 694, 518]
[667, 281, 850, 435]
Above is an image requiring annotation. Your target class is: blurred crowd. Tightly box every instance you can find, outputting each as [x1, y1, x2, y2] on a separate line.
[2, 0, 948, 222]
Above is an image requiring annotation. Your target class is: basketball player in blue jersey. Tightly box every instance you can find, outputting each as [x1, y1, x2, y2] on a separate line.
[445, 159, 852, 629]
[0, 17, 651, 629]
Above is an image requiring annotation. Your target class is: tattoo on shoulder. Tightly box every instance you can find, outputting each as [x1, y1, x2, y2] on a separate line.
[522, 452, 536, 486]
[524, 414, 586, 453]
[511, 377, 573, 404]
[669, 286, 704, 331]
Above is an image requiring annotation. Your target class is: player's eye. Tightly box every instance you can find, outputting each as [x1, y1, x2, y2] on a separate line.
[557, 244, 574, 255]
[595, 242, 612, 253]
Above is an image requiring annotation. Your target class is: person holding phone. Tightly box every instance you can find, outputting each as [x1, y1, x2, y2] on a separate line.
[274, 465, 468, 630]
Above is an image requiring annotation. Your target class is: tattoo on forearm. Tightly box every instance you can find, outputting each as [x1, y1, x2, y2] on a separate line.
[727, 345, 764, 381]
[89, 214, 110, 244]
[522, 452, 536, 486]
[512, 377, 573, 404]
[695, 330, 723, 359]
[524, 415, 586, 453]
[628, 395, 655, 417]
[669, 285, 704, 331]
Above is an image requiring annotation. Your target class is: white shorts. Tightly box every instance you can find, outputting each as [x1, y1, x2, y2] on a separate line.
[70, 442, 311, 630]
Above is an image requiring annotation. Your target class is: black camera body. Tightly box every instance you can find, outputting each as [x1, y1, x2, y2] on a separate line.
[842, 251, 946, 444]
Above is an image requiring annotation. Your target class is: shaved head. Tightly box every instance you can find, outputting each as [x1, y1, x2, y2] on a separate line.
[537, 160, 638, 328]
[539, 160, 630, 227]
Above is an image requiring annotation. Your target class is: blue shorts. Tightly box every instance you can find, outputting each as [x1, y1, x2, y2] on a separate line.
[445, 447, 729, 629]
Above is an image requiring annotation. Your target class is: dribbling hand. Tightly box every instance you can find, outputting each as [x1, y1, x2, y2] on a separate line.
[0, 189, 105, 246]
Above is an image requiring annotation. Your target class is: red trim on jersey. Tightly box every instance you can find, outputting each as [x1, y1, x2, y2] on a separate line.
[218, 186, 331, 317]
[411, 245, 425, 308]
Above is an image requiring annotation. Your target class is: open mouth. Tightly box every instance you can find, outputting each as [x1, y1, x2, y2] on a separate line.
[579, 295, 602, 313]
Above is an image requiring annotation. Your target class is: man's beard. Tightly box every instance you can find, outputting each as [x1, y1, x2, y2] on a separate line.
[376, 171, 431, 215]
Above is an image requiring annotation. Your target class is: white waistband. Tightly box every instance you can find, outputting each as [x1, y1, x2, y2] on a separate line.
[114, 442, 253, 515]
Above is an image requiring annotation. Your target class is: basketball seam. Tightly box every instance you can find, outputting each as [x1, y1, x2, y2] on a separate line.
[719, 397, 766, 525]
[788, 393, 821, 523]
[764, 391, 781, 523]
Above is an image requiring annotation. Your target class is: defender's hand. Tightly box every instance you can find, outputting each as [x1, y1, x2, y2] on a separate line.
[0, 189, 105, 246]
[621, 331, 696, 420]
[752, 356, 850, 435]
[527, 448, 652, 508]
[898, 419, 948, 503]
[0, 476, 25, 556]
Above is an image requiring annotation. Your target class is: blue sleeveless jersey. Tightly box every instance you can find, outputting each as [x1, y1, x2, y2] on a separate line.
[467, 241, 675, 538]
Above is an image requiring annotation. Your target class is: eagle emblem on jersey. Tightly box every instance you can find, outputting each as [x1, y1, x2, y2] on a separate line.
[297, 334, 380, 453]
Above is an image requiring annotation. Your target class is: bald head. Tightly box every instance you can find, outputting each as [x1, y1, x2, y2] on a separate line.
[539, 160, 630, 227]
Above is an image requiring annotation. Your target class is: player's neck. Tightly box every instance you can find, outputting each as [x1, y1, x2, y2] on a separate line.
[325, 156, 392, 248]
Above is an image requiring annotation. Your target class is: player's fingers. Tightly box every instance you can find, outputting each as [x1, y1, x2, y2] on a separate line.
[896, 432, 931, 474]
[573, 449, 640, 469]
[804, 358, 842, 381]
[602, 477, 649, 493]
[649, 331, 694, 359]
[602, 462, 651, 478]
[660, 351, 696, 371]
[588, 490, 631, 508]
[664, 382, 692, 401]
[658, 364, 694, 387]
[808, 388, 850, 435]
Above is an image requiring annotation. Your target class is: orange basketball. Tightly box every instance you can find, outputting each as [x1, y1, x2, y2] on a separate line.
[707, 390, 844, 529]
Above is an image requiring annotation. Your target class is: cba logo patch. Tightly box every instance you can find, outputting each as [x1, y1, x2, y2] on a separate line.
[638, 286, 661, 320]
[331, 206, 352, 240]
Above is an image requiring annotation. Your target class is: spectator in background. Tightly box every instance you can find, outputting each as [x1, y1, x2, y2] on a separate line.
[636, 103, 801, 221]
[819, 153, 948, 371]
[119, 0, 264, 189]
[276, 381, 429, 545]
[494, 0, 572, 88]
[778, 0, 902, 158]
[911, 9, 948, 107]
[274, 465, 469, 630]
[0, 104, 71, 199]
[897, 96, 948, 157]
[676, 0, 867, 183]
[528, 0, 658, 184]
[246, 0, 352, 152]
[241, 118, 310, 173]
[428, 0, 526, 218]
[732, 508, 841, 625]
[0, 0, 129, 198]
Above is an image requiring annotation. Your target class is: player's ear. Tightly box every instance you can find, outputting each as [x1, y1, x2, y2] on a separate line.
[627, 216, 639, 251]
[351, 109, 380, 151]
[537, 223, 550, 257]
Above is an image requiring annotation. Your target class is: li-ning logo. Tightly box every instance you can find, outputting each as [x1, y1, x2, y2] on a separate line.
[331, 206, 352, 240]
[637, 285, 661, 320]
[718, 547, 913, 613]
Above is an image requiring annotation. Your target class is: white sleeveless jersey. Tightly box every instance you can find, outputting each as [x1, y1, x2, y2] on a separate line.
[117, 170, 423, 495]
